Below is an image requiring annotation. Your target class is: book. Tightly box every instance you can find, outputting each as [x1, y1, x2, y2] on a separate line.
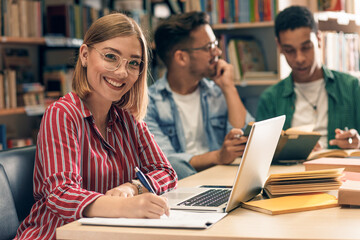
[244, 123, 321, 162]
[338, 180, 360, 206]
[307, 149, 360, 160]
[241, 193, 338, 215]
[304, 157, 360, 173]
[263, 168, 344, 198]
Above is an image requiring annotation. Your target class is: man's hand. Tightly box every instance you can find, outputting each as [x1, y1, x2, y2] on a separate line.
[329, 128, 360, 149]
[216, 129, 247, 165]
[212, 59, 235, 91]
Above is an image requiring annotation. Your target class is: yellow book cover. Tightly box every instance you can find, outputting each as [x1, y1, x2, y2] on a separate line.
[241, 193, 338, 215]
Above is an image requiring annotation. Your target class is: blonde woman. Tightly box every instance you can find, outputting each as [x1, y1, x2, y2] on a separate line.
[15, 13, 177, 240]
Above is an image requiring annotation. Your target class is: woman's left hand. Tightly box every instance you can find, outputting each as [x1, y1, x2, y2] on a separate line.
[105, 182, 136, 197]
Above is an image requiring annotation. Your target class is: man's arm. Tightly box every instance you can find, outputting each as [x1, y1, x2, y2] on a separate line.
[190, 129, 247, 171]
[212, 59, 247, 128]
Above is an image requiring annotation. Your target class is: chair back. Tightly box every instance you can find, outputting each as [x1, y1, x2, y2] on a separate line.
[0, 164, 20, 240]
[0, 145, 36, 221]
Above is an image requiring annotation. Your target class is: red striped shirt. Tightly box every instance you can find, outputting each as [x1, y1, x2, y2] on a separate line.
[15, 92, 177, 239]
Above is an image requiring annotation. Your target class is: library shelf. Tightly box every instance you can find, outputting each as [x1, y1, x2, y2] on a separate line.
[0, 37, 45, 45]
[235, 80, 279, 87]
[212, 21, 274, 31]
[0, 107, 26, 116]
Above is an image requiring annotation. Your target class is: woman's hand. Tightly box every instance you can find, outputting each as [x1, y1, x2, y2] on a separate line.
[83, 193, 170, 219]
[105, 182, 137, 197]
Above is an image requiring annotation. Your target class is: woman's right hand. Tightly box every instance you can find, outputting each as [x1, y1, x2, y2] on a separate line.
[83, 193, 170, 219]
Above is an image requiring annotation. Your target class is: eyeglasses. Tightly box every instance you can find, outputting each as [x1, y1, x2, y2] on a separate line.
[181, 40, 219, 53]
[89, 46, 144, 76]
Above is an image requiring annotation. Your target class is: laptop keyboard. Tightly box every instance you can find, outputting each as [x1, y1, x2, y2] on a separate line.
[177, 189, 231, 207]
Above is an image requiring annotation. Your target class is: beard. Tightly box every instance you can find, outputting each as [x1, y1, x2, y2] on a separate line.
[189, 56, 218, 79]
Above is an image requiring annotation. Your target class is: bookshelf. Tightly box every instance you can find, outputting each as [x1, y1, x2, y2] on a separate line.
[0, 0, 151, 149]
[179, 0, 360, 116]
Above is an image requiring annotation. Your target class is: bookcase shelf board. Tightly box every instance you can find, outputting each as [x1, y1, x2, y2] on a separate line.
[0, 37, 45, 45]
[0, 107, 26, 116]
[212, 21, 274, 31]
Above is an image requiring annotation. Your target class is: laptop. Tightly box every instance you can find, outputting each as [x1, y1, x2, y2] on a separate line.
[163, 115, 286, 213]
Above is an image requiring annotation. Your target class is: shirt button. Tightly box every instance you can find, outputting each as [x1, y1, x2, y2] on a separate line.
[107, 128, 111, 132]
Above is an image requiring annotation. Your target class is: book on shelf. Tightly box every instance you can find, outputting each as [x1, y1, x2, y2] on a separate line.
[338, 180, 360, 207]
[244, 123, 321, 162]
[241, 193, 338, 215]
[0, 124, 7, 150]
[304, 157, 360, 173]
[318, 0, 345, 11]
[0, 73, 4, 109]
[1, 0, 42, 37]
[263, 168, 344, 198]
[226, 37, 267, 82]
[308, 148, 360, 160]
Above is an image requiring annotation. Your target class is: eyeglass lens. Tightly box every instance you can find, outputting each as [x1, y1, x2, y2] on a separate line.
[102, 53, 143, 75]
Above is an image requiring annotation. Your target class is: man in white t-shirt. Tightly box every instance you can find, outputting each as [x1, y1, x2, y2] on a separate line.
[145, 12, 253, 179]
[257, 5, 360, 150]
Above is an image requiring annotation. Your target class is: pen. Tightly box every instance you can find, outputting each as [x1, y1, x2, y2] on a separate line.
[344, 127, 353, 144]
[134, 167, 156, 194]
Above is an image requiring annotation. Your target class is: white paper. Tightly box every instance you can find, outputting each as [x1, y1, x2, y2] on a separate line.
[79, 210, 227, 229]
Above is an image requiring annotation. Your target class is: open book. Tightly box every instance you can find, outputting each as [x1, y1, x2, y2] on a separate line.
[244, 123, 320, 162]
[241, 193, 338, 215]
[263, 168, 344, 198]
[307, 149, 360, 160]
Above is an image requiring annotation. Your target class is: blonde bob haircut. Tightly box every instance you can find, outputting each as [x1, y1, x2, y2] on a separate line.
[72, 13, 149, 121]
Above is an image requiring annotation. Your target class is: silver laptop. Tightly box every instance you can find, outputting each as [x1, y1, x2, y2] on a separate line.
[163, 115, 286, 213]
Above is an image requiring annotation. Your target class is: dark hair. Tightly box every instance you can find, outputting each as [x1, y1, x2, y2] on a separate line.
[275, 6, 317, 41]
[154, 11, 209, 66]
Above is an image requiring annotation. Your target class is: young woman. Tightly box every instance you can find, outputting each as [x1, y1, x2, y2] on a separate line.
[15, 13, 177, 239]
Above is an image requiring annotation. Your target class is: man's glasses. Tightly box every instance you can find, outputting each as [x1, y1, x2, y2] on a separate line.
[89, 46, 144, 76]
[181, 40, 219, 54]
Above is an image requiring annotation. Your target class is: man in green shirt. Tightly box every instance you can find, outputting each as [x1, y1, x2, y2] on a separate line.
[256, 5, 360, 149]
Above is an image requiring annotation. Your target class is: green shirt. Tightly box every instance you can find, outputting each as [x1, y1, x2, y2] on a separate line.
[256, 66, 360, 148]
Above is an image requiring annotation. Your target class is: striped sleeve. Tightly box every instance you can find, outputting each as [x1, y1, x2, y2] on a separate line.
[135, 120, 178, 195]
[35, 103, 102, 221]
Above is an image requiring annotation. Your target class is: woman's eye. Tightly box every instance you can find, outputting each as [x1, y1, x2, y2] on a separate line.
[104, 53, 119, 62]
[129, 60, 141, 67]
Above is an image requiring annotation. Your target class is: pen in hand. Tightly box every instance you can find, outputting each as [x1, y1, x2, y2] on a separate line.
[134, 167, 156, 194]
[344, 127, 353, 144]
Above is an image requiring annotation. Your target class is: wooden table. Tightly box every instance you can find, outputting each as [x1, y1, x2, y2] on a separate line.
[56, 164, 360, 240]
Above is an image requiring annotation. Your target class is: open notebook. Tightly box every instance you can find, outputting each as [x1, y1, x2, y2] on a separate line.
[79, 210, 227, 229]
[163, 115, 285, 213]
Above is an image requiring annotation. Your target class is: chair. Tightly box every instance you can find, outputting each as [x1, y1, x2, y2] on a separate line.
[0, 164, 20, 240]
[0, 145, 36, 222]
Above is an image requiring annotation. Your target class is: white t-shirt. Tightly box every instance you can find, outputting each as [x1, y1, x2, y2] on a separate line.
[292, 79, 328, 148]
[172, 88, 209, 155]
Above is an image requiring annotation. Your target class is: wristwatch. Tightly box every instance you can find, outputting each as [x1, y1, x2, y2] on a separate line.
[131, 179, 143, 194]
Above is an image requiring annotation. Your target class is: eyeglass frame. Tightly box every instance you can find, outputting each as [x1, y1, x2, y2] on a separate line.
[87, 45, 145, 76]
[180, 40, 219, 53]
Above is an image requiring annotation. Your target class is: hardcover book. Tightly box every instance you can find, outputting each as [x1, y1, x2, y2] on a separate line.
[241, 193, 338, 215]
[263, 168, 343, 198]
[244, 123, 320, 162]
[304, 157, 360, 173]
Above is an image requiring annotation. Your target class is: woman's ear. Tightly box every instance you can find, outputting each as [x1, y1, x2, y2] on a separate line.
[173, 49, 189, 67]
[79, 44, 89, 67]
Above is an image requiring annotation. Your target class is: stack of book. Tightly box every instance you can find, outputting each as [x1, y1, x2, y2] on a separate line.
[241, 168, 343, 215]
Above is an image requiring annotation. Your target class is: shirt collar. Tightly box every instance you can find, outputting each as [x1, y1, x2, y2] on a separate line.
[282, 65, 334, 97]
[63, 92, 121, 123]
